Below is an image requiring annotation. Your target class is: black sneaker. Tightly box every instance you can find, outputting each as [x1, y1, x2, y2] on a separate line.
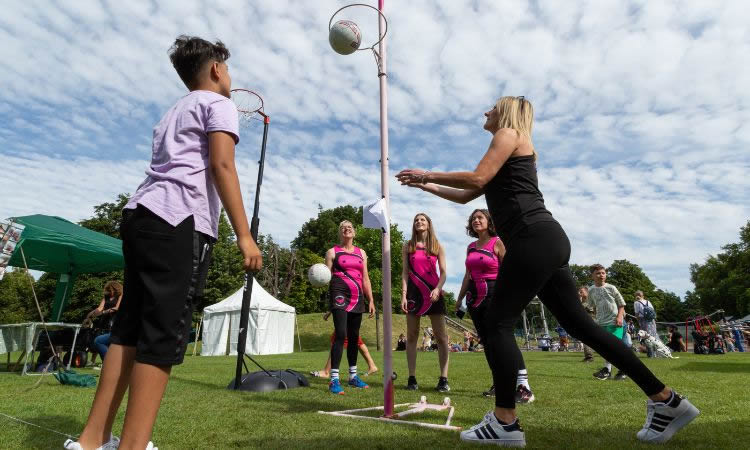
[515, 385, 535, 404]
[593, 367, 611, 380]
[436, 377, 450, 392]
[637, 391, 699, 443]
[406, 376, 418, 390]
[482, 385, 495, 397]
[613, 371, 628, 381]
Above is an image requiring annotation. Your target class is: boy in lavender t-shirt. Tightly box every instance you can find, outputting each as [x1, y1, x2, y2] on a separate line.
[70, 36, 262, 450]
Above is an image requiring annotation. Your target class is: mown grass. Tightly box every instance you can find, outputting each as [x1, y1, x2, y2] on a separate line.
[1, 342, 748, 449]
[293, 311, 474, 352]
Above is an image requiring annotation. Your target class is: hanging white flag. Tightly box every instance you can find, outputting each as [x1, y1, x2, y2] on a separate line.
[363, 197, 389, 232]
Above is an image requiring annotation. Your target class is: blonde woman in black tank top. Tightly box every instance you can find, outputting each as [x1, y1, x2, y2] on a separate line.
[396, 96, 698, 446]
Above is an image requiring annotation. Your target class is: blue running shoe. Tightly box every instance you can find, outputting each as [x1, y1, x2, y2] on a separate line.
[329, 378, 345, 395]
[348, 375, 369, 389]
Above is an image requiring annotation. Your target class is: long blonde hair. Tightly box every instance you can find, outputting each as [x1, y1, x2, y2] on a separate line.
[495, 96, 535, 156]
[408, 213, 441, 255]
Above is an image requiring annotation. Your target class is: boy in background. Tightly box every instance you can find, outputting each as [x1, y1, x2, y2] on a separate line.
[588, 264, 627, 381]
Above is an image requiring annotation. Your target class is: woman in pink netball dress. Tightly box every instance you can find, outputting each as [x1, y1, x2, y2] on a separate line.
[457, 209, 534, 403]
[325, 220, 376, 395]
[400, 213, 450, 392]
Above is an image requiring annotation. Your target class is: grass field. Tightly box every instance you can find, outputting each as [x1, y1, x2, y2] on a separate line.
[293, 311, 476, 351]
[1, 313, 748, 449]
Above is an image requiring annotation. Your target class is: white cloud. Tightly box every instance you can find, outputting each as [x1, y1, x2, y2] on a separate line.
[2, 0, 749, 298]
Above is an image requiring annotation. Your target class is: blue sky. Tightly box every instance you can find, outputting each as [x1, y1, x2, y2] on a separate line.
[2, 0, 748, 298]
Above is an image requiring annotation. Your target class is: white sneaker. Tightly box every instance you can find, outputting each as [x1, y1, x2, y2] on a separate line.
[63, 434, 119, 450]
[145, 441, 158, 450]
[460, 411, 526, 447]
[637, 392, 699, 443]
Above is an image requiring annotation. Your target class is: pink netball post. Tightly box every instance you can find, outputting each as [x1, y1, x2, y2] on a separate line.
[319, 2, 460, 432]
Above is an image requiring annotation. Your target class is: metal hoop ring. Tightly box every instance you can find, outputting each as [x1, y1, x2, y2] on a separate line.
[328, 3, 388, 52]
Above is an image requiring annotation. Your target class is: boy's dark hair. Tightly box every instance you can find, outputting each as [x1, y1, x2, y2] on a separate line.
[169, 35, 230, 88]
[589, 263, 605, 274]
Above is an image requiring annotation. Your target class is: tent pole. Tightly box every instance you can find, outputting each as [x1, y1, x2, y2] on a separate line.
[193, 315, 203, 357]
[295, 314, 302, 352]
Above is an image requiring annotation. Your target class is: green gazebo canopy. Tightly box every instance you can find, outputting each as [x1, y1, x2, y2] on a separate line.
[7, 214, 124, 320]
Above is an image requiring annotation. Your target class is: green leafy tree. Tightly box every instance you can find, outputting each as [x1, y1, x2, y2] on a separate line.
[200, 212, 245, 318]
[569, 264, 592, 288]
[605, 259, 657, 314]
[291, 205, 361, 255]
[689, 220, 750, 318]
[284, 249, 327, 313]
[683, 291, 705, 318]
[443, 291, 457, 318]
[0, 269, 37, 323]
[652, 290, 685, 322]
[78, 193, 130, 239]
[256, 234, 297, 300]
[291, 205, 405, 313]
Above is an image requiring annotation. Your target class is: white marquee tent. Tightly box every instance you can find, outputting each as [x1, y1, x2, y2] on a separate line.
[200, 279, 296, 356]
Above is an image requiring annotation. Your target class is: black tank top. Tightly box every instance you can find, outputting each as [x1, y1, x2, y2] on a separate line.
[484, 155, 556, 243]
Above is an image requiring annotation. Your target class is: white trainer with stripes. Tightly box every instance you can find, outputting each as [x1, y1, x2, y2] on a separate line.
[460, 411, 526, 447]
[637, 391, 699, 443]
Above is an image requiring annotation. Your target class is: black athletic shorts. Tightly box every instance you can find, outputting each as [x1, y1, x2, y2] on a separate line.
[110, 204, 214, 366]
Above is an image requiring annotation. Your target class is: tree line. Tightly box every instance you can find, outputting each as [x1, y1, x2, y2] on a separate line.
[1, 193, 747, 325]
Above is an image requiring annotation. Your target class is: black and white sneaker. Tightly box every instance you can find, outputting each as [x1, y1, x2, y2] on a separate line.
[460, 411, 526, 447]
[637, 391, 699, 443]
[436, 377, 450, 392]
[613, 371, 628, 381]
[406, 376, 419, 390]
[482, 385, 495, 397]
[593, 367, 611, 380]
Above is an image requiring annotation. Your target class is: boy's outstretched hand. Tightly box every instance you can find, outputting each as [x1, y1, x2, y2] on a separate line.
[238, 235, 263, 272]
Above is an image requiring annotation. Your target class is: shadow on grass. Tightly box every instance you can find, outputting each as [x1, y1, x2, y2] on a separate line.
[5, 414, 82, 450]
[677, 361, 750, 374]
[297, 333, 331, 352]
[219, 417, 749, 449]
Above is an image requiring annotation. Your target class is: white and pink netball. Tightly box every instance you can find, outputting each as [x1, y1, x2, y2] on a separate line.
[329, 20, 361, 55]
[308, 263, 332, 287]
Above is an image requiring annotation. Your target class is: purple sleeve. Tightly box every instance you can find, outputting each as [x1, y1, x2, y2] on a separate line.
[206, 98, 240, 144]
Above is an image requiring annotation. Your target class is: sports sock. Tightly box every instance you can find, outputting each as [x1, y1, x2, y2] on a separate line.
[605, 362, 612, 372]
[516, 369, 530, 390]
[349, 366, 357, 380]
[331, 369, 339, 381]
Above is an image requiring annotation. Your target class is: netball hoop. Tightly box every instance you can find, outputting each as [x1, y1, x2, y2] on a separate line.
[231, 88, 267, 126]
[328, 3, 388, 74]
[226, 89, 306, 392]
[319, 1, 458, 431]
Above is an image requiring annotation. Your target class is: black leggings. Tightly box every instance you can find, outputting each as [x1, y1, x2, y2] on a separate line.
[482, 221, 665, 408]
[469, 306, 526, 376]
[330, 309, 363, 372]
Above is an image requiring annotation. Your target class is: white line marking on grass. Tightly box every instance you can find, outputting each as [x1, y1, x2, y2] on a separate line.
[0, 411, 78, 439]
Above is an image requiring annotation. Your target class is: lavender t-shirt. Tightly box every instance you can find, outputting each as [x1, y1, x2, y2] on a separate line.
[126, 90, 239, 238]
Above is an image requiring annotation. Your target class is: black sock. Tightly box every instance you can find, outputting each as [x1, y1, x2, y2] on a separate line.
[494, 415, 521, 431]
[439, 376, 447, 383]
[665, 391, 681, 407]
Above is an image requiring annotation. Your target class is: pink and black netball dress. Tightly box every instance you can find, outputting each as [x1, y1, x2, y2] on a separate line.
[406, 245, 446, 316]
[329, 245, 366, 313]
[465, 236, 500, 311]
